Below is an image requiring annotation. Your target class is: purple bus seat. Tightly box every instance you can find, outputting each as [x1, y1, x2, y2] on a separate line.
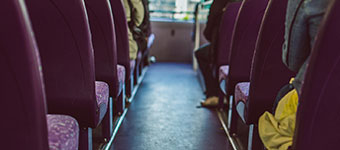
[130, 60, 136, 73]
[234, 0, 293, 125]
[216, 2, 241, 99]
[84, 0, 124, 139]
[129, 60, 136, 96]
[84, 0, 123, 99]
[226, 0, 269, 100]
[116, 64, 127, 114]
[293, 1, 340, 149]
[216, 2, 242, 69]
[24, 0, 109, 149]
[0, 1, 79, 149]
[109, 0, 133, 98]
[219, 65, 230, 94]
[95, 81, 110, 122]
[219, 66, 230, 82]
[47, 115, 79, 150]
[117, 65, 126, 86]
[234, 82, 250, 122]
[134, 51, 144, 85]
[226, 0, 268, 135]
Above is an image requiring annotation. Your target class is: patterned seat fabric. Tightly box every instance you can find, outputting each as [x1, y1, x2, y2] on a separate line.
[117, 65, 126, 83]
[47, 115, 79, 150]
[235, 82, 250, 122]
[219, 65, 230, 82]
[95, 81, 109, 122]
[130, 60, 136, 73]
[117, 65, 126, 95]
[235, 82, 250, 105]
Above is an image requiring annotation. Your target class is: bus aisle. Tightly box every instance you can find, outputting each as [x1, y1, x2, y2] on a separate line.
[112, 63, 231, 150]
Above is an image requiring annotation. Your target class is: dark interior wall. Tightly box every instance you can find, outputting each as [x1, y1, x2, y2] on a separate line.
[149, 21, 195, 63]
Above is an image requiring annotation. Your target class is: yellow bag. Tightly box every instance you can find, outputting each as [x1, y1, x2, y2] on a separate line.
[258, 88, 298, 150]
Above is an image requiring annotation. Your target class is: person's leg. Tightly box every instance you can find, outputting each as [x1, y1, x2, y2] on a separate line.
[195, 44, 219, 106]
[195, 44, 212, 97]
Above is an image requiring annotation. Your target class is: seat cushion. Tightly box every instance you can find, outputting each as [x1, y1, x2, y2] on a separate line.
[117, 65, 126, 96]
[130, 60, 136, 73]
[95, 81, 109, 122]
[47, 114, 79, 150]
[219, 65, 230, 94]
[235, 82, 250, 123]
[117, 65, 126, 83]
[235, 82, 250, 104]
[219, 65, 230, 82]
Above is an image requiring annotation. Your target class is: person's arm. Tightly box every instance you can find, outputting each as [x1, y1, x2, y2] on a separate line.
[131, 0, 144, 26]
[122, 0, 141, 60]
[306, 0, 331, 48]
[127, 27, 138, 60]
[203, 0, 230, 41]
[123, 0, 131, 22]
[291, 0, 331, 93]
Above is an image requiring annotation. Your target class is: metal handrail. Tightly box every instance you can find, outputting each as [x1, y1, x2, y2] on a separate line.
[201, 0, 213, 6]
[150, 9, 196, 21]
[192, 0, 212, 70]
[149, 10, 195, 14]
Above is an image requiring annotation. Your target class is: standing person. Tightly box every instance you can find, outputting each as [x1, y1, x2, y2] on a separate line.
[258, 0, 332, 149]
[123, 0, 145, 60]
[195, 0, 230, 107]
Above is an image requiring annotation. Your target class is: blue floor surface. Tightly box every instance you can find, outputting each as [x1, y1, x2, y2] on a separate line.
[112, 63, 231, 150]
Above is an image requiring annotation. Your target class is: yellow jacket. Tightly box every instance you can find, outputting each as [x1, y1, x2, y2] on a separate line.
[259, 79, 298, 150]
[122, 0, 145, 60]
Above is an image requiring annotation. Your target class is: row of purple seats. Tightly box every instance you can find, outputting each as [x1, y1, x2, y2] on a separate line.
[24, 0, 112, 149]
[293, 0, 340, 148]
[218, 0, 268, 105]
[232, 0, 294, 148]
[217, 0, 268, 143]
[216, 0, 340, 149]
[84, 0, 126, 140]
[110, 0, 153, 103]
[224, 0, 269, 104]
[215, 0, 296, 149]
[216, 2, 241, 96]
[110, 0, 133, 101]
[234, 0, 293, 125]
[0, 0, 79, 149]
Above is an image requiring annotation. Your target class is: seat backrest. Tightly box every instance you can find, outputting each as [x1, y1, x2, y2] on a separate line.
[109, 0, 131, 82]
[216, 2, 242, 67]
[25, 0, 99, 127]
[85, 0, 120, 98]
[293, 1, 340, 149]
[245, 0, 294, 124]
[227, 0, 269, 96]
[0, 0, 49, 149]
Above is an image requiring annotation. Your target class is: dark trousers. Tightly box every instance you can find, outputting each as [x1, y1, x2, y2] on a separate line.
[195, 43, 219, 98]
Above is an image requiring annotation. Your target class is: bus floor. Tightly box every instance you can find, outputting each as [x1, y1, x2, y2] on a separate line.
[111, 63, 232, 150]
